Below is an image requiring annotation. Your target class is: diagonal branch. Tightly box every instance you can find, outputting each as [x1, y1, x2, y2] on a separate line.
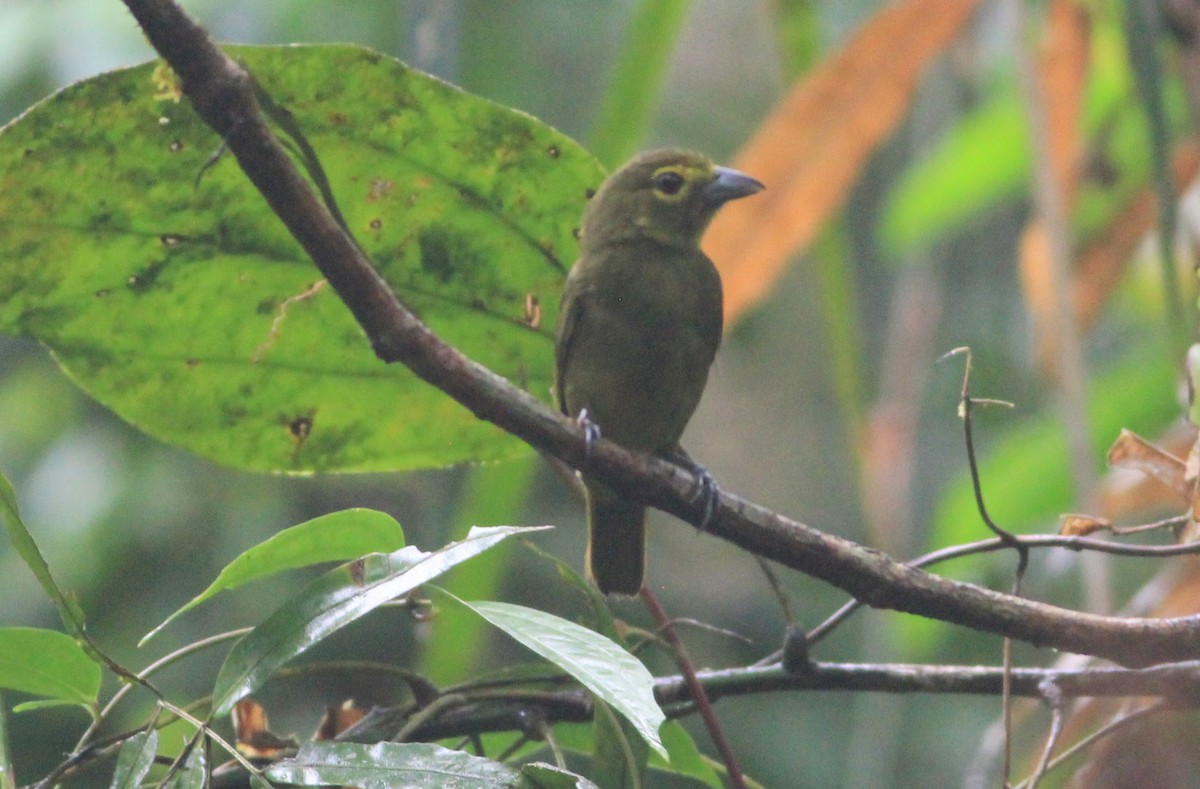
[121, 0, 1200, 668]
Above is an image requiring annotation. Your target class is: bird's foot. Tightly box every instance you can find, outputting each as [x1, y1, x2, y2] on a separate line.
[666, 448, 720, 531]
[575, 408, 602, 461]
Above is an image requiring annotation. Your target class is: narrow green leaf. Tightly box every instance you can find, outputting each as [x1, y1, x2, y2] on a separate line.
[0, 628, 100, 706]
[653, 720, 722, 788]
[164, 745, 206, 789]
[143, 508, 405, 644]
[520, 762, 600, 789]
[588, 0, 692, 167]
[212, 525, 547, 716]
[0, 475, 87, 635]
[455, 599, 666, 759]
[266, 741, 520, 788]
[1123, 0, 1186, 350]
[109, 730, 158, 789]
[0, 44, 604, 472]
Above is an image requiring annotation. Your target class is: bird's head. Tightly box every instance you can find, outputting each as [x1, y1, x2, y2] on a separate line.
[581, 149, 763, 250]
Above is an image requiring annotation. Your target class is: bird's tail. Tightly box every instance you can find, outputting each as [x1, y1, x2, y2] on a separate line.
[585, 484, 646, 596]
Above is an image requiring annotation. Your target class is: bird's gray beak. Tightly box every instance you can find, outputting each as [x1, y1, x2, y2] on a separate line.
[703, 166, 764, 207]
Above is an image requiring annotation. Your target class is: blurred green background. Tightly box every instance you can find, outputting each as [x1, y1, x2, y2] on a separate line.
[0, 1, 1189, 787]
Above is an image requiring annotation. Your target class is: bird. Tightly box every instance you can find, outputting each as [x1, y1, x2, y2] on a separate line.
[553, 148, 763, 595]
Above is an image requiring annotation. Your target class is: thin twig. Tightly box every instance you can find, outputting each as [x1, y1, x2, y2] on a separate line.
[1012, 700, 1171, 789]
[641, 586, 746, 789]
[1026, 681, 1066, 789]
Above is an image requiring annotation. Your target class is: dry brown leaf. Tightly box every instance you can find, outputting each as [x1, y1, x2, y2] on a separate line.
[313, 699, 368, 740]
[1100, 422, 1197, 519]
[705, 0, 981, 324]
[1059, 512, 1112, 536]
[232, 698, 298, 758]
[1106, 428, 1190, 502]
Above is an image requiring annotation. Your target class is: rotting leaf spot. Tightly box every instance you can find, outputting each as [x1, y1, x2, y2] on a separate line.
[160, 233, 185, 247]
[369, 218, 383, 230]
[94, 288, 111, 298]
[547, 144, 560, 158]
[285, 413, 315, 452]
[169, 140, 183, 152]
[585, 188, 596, 200]
[368, 178, 393, 201]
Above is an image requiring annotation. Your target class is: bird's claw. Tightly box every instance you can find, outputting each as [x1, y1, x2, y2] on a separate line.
[575, 408, 602, 461]
[694, 467, 719, 531]
[667, 449, 720, 531]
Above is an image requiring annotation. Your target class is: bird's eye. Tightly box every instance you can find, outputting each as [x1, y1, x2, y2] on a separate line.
[652, 171, 685, 196]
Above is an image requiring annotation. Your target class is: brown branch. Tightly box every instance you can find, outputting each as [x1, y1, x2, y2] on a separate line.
[120, 0, 1200, 669]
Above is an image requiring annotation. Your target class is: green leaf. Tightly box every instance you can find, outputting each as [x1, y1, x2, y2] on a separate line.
[0, 475, 87, 635]
[653, 720, 722, 788]
[266, 741, 520, 788]
[0, 628, 100, 707]
[109, 730, 158, 789]
[879, 91, 1029, 258]
[773, 0, 822, 80]
[520, 761, 601, 789]
[164, 746, 206, 789]
[454, 599, 666, 759]
[0, 44, 604, 472]
[592, 698, 647, 789]
[588, 0, 691, 167]
[143, 508, 405, 644]
[212, 525, 547, 716]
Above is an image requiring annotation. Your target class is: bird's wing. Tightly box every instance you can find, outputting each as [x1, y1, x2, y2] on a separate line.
[553, 279, 586, 415]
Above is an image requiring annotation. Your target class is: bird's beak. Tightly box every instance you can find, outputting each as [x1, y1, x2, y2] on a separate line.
[703, 166, 764, 207]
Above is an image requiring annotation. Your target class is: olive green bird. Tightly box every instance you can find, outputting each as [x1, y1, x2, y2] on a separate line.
[554, 149, 763, 595]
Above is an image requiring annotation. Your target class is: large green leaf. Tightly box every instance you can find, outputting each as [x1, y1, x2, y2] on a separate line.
[0, 44, 604, 472]
[0, 628, 100, 707]
[143, 507, 405, 643]
[211, 525, 547, 716]
[266, 742, 520, 788]
[455, 599, 666, 759]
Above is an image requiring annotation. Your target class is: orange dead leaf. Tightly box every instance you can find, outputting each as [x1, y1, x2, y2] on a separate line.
[1106, 428, 1190, 502]
[232, 698, 298, 758]
[1021, 142, 1200, 374]
[1101, 430, 1198, 521]
[705, 0, 981, 324]
[314, 699, 368, 740]
[1041, 0, 1091, 208]
[1073, 142, 1200, 327]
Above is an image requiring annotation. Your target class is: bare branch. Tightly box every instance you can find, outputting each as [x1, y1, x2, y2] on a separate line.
[120, 0, 1200, 668]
